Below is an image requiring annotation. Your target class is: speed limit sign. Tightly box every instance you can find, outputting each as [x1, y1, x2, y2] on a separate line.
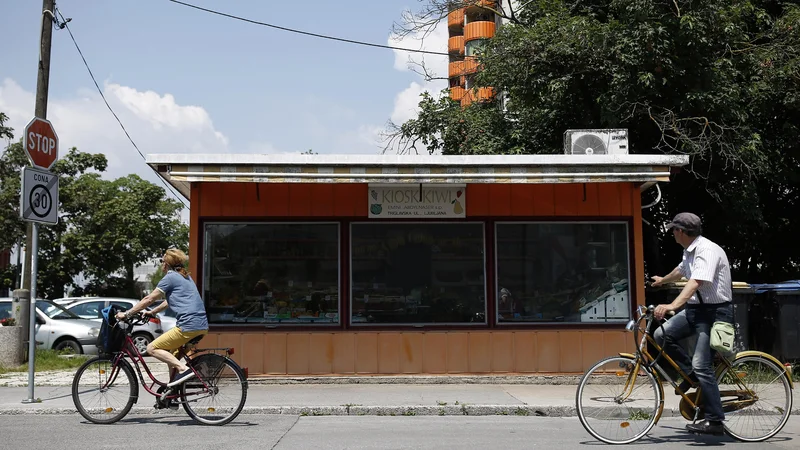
[21, 166, 59, 225]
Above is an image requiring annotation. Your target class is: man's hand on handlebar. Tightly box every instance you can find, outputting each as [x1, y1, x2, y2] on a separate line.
[654, 304, 675, 321]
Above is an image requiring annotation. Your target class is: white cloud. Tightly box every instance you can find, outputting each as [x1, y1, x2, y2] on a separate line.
[0, 77, 241, 182]
[390, 20, 450, 80]
[373, 17, 450, 154]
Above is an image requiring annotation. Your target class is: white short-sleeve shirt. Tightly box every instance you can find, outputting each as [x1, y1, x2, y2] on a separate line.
[678, 236, 732, 304]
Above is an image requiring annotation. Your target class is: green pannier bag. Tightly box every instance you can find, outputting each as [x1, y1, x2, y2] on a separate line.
[710, 321, 736, 353]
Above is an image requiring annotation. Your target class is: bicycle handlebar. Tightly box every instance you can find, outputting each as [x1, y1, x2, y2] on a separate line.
[117, 312, 151, 327]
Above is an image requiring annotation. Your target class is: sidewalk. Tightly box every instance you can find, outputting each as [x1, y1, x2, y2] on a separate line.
[2, 364, 798, 417]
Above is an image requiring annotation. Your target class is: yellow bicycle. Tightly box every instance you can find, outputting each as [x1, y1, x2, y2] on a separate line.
[576, 304, 794, 444]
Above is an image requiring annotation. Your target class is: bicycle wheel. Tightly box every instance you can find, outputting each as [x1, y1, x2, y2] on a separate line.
[717, 355, 793, 442]
[576, 356, 662, 444]
[180, 353, 248, 425]
[72, 356, 137, 424]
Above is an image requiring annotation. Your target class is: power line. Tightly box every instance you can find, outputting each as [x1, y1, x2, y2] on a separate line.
[167, 0, 453, 57]
[54, 8, 189, 209]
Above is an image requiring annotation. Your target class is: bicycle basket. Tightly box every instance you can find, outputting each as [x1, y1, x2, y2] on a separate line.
[97, 305, 128, 356]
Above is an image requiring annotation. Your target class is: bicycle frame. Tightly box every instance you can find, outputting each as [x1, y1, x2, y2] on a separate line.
[619, 305, 759, 423]
[101, 330, 228, 404]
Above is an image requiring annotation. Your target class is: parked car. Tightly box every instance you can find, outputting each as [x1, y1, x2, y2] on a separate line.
[54, 297, 169, 354]
[0, 298, 101, 354]
[52, 296, 84, 306]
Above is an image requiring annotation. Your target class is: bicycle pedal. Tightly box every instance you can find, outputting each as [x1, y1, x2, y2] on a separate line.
[160, 388, 173, 402]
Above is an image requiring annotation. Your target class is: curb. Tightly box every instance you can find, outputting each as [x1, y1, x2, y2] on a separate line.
[3, 404, 798, 417]
[0, 405, 585, 417]
[244, 375, 585, 385]
[0, 374, 584, 387]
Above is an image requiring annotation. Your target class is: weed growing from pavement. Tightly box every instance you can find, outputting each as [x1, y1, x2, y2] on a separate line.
[514, 407, 530, 416]
[628, 410, 652, 421]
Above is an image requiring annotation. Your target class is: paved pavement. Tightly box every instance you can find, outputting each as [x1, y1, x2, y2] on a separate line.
[1, 358, 798, 418]
[2, 415, 799, 450]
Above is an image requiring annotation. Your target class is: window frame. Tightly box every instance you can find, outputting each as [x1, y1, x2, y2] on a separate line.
[493, 220, 633, 326]
[348, 221, 488, 328]
[68, 300, 105, 319]
[202, 221, 342, 328]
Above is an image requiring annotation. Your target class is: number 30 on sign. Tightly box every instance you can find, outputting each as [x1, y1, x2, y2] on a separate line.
[20, 166, 59, 225]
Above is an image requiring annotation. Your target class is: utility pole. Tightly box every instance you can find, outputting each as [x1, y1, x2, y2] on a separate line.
[19, 0, 55, 405]
[23, 0, 55, 293]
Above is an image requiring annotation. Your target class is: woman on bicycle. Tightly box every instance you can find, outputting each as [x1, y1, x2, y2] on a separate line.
[117, 248, 209, 387]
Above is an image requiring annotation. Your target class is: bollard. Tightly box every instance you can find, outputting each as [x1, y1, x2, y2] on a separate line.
[11, 289, 31, 362]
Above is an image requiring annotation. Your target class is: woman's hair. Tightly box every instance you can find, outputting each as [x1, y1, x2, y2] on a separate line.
[163, 248, 190, 278]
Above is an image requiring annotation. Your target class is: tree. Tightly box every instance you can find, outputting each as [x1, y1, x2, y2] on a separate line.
[0, 113, 189, 297]
[388, 1, 800, 282]
[65, 173, 188, 298]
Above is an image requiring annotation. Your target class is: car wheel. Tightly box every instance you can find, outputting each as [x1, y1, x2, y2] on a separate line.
[54, 339, 82, 354]
[132, 333, 152, 355]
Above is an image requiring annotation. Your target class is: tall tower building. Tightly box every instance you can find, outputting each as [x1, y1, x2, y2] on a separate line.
[447, 1, 502, 106]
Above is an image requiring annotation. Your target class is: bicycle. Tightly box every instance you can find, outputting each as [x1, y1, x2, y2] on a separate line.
[576, 303, 794, 444]
[71, 312, 248, 425]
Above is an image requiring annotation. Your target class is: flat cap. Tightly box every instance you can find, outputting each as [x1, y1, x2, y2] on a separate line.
[666, 212, 702, 235]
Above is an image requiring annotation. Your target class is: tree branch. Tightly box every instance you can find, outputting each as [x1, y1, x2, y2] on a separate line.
[406, 56, 449, 82]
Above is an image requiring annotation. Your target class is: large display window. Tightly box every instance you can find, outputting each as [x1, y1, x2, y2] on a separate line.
[350, 223, 486, 325]
[203, 223, 340, 325]
[495, 222, 631, 324]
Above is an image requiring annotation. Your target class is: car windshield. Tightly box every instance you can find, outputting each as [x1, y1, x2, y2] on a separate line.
[36, 300, 82, 319]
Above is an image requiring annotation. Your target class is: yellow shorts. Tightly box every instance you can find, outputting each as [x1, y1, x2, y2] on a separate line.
[150, 326, 208, 356]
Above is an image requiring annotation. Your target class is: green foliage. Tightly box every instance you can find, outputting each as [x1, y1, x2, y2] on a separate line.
[0, 122, 189, 298]
[391, 0, 800, 282]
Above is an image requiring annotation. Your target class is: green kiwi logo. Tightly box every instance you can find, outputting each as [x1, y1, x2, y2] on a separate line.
[370, 204, 382, 215]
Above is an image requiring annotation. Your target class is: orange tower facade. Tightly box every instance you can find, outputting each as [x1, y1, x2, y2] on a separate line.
[448, 1, 499, 106]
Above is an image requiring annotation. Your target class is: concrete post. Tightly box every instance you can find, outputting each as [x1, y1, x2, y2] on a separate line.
[11, 289, 31, 362]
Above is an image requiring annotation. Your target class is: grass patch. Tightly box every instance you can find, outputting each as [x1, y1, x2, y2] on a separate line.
[0, 350, 89, 374]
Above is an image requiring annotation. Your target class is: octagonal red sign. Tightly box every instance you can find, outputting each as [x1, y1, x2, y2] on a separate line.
[23, 117, 59, 170]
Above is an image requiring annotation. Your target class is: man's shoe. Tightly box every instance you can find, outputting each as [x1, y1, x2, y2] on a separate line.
[167, 368, 195, 387]
[686, 420, 725, 435]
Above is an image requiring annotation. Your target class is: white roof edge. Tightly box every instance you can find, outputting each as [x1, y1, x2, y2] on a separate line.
[145, 153, 689, 167]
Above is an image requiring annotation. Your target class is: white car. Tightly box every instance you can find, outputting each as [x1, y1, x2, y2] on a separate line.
[0, 298, 101, 354]
[54, 297, 171, 355]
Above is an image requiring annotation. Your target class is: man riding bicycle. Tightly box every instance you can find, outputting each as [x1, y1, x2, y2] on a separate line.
[651, 212, 734, 436]
[117, 248, 209, 387]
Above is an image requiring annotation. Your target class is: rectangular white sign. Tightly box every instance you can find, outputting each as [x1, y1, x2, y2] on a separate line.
[368, 184, 466, 218]
[20, 166, 59, 225]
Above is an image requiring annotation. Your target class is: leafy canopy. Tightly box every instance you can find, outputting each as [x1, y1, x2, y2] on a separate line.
[389, 0, 800, 281]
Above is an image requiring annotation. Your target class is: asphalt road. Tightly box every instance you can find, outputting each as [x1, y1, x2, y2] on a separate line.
[2, 415, 798, 449]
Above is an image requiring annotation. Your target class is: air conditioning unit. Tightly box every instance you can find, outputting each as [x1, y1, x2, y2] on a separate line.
[564, 129, 629, 155]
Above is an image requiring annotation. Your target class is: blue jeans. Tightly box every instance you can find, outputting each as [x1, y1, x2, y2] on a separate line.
[653, 302, 734, 422]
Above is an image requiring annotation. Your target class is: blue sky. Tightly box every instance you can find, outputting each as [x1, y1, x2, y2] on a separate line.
[0, 0, 449, 195]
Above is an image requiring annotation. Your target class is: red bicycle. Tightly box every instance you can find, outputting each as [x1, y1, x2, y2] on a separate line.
[71, 312, 248, 425]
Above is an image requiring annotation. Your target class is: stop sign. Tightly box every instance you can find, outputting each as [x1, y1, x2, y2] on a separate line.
[23, 117, 59, 170]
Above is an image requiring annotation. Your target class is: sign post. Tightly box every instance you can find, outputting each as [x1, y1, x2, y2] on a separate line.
[20, 116, 59, 404]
